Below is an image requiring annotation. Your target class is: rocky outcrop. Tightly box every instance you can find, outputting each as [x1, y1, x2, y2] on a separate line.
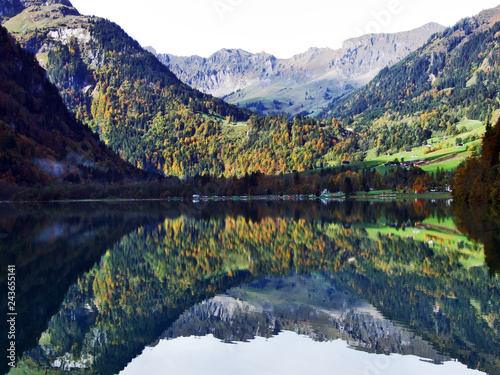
[157, 23, 445, 116]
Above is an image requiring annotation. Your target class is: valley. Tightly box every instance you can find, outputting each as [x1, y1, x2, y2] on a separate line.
[1, 2, 500, 375]
[0, 0, 499, 204]
[158, 23, 444, 117]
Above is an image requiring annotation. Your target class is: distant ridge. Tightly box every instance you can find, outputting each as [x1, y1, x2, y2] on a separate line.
[314, 4, 500, 163]
[157, 22, 445, 116]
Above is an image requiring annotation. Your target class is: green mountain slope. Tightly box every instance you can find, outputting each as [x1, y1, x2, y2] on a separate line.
[0, 25, 146, 196]
[1, 1, 341, 178]
[320, 5, 500, 160]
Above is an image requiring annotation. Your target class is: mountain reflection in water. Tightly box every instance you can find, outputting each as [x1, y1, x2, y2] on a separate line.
[0, 200, 498, 375]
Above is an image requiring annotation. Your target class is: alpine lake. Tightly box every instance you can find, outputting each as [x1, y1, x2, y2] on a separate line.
[0, 199, 499, 375]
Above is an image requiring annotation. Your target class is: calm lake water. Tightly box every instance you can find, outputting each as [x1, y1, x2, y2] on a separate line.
[0, 200, 499, 375]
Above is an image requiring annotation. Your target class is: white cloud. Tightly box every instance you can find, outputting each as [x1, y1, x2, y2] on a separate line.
[70, 0, 500, 58]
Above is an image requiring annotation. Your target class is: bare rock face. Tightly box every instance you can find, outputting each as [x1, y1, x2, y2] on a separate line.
[157, 23, 445, 116]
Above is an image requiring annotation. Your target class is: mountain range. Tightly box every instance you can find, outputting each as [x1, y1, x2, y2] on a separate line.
[1, 0, 343, 178]
[157, 23, 445, 116]
[318, 4, 500, 159]
[2, 0, 500, 182]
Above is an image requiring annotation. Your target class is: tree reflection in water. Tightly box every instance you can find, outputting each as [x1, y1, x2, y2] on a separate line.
[0, 200, 497, 375]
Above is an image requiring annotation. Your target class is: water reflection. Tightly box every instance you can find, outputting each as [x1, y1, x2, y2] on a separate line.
[122, 333, 483, 375]
[0, 202, 169, 375]
[0, 201, 498, 375]
[163, 274, 447, 359]
[454, 204, 500, 274]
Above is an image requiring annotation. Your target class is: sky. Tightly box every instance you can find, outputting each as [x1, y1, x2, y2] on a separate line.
[69, 0, 500, 58]
[120, 333, 483, 375]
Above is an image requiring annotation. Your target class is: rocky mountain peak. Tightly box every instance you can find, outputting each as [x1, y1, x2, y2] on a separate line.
[143, 46, 157, 55]
[209, 48, 252, 63]
[290, 47, 332, 62]
[158, 23, 445, 116]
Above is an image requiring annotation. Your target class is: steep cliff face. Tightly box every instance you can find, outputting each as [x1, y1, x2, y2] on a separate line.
[158, 23, 445, 116]
[162, 49, 277, 98]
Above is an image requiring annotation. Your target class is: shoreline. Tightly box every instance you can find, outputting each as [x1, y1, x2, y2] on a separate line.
[0, 192, 453, 204]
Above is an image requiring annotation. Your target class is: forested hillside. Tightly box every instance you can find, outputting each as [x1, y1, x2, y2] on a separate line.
[5, 1, 499, 181]
[321, 6, 500, 160]
[2, 1, 341, 178]
[0, 25, 145, 195]
[453, 118, 500, 205]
